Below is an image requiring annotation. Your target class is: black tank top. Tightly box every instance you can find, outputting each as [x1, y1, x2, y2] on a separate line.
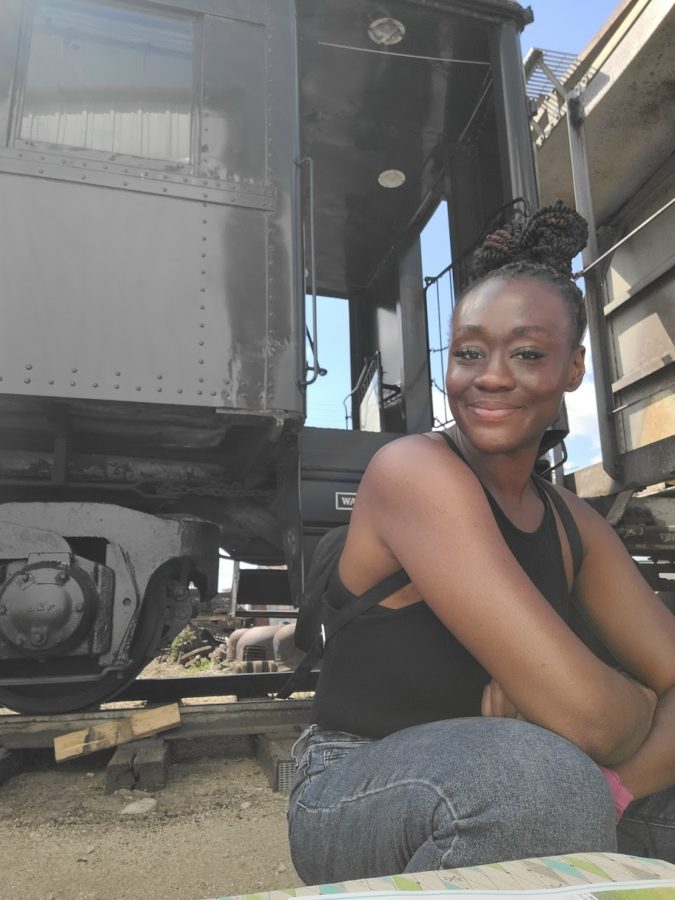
[312, 435, 573, 739]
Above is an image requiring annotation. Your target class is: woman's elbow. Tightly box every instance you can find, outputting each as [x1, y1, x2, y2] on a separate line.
[562, 689, 656, 765]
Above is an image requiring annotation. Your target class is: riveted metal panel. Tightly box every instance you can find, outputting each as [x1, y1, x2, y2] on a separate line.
[264, 0, 304, 414]
[0, 0, 302, 415]
[0, 172, 268, 407]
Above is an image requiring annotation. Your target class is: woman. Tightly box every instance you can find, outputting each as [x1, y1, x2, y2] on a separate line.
[287, 205, 675, 883]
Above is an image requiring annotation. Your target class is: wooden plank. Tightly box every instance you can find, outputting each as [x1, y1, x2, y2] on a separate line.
[54, 704, 181, 762]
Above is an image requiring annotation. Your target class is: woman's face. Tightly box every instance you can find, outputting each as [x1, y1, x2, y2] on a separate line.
[446, 276, 585, 456]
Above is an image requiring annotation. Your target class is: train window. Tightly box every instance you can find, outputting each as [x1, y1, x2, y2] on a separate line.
[17, 0, 194, 166]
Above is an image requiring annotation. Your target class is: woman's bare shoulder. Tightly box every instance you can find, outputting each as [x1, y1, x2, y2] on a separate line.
[366, 432, 469, 480]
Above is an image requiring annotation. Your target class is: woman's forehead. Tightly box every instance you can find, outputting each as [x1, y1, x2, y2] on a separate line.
[454, 276, 572, 334]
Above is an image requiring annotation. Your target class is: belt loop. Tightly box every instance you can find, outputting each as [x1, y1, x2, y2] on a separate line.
[291, 724, 318, 760]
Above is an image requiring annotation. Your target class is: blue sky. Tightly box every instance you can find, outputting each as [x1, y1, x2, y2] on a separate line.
[305, 1, 623, 469]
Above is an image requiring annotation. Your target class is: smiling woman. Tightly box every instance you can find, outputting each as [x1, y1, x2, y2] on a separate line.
[287, 204, 675, 883]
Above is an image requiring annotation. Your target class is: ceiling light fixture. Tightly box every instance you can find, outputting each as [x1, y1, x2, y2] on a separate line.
[368, 18, 405, 46]
[378, 169, 406, 189]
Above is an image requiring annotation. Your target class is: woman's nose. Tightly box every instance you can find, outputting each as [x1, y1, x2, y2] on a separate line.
[474, 355, 516, 391]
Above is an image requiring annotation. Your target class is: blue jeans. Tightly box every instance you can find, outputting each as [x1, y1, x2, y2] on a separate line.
[617, 786, 675, 862]
[287, 718, 618, 883]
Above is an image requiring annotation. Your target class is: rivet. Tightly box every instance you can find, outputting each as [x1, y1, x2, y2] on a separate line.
[202, 219, 207, 224]
[200, 323, 205, 328]
[200, 305, 205, 311]
[201, 202, 207, 208]
[71, 368, 78, 374]
[162, 188, 167, 193]
[197, 390, 203, 396]
[70, 381, 76, 387]
[92, 382, 98, 388]
[210, 391, 217, 397]
[177, 388, 183, 394]
[0, 376, 3, 382]
[122, 597, 132, 606]
[82, 162, 87, 167]
[201, 236, 207, 241]
[200, 287, 206, 292]
[24, 377, 31, 384]
[202, 193, 208, 199]
[25, 364, 32, 370]
[201, 253, 206, 258]
[38, 169, 44, 174]
[162, 174, 168, 180]
[17, 152, 23, 158]
[183, 177, 188, 183]
[114, 384, 119, 389]
[40, 155, 45, 161]
[115, 371, 121, 377]
[157, 387, 162, 392]
[103, 165, 108, 170]
[157, 375, 163, 380]
[48, 380, 54, 385]
[123, 181, 128, 187]
[81, 175, 86, 180]
[199, 341, 204, 346]
[135, 386, 141, 391]
[200, 270, 206, 275]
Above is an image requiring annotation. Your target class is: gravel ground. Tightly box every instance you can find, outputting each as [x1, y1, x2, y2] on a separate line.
[0, 656, 306, 900]
[0, 749, 303, 900]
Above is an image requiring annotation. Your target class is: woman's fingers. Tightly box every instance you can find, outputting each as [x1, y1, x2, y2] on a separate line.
[482, 679, 519, 718]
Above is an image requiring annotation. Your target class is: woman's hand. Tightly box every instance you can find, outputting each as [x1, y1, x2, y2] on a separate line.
[481, 679, 521, 718]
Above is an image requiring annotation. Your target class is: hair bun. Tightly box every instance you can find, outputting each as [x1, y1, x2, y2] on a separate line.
[473, 201, 588, 279]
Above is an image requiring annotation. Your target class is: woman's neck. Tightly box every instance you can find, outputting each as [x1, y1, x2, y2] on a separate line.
[449, 425, 540, 504]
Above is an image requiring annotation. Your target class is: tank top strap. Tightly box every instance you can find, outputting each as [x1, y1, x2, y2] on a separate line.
[438, 428, 583, 579]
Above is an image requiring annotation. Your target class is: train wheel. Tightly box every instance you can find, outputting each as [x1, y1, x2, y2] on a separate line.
[0, 666, 146, 715]
[0, 562, 179, 715]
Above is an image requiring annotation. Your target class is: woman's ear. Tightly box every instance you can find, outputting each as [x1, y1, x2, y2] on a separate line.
[566, 345, 586, 392]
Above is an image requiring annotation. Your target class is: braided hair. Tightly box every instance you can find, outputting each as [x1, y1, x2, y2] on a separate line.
[462, 202, 588, 346]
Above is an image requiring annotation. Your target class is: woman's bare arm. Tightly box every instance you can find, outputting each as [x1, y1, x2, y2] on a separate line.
[346, 435, 656, 765]
[561, 490, 675, 796]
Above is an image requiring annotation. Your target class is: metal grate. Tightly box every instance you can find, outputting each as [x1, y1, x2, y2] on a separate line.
[277, 758, 295, 794]
[525, 49, 579, 101]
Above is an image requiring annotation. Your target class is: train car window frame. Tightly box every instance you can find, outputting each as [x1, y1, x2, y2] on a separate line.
[8, 0, 201, 175]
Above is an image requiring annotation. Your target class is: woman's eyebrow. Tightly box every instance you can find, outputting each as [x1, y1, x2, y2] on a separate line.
[510, 325, 555, 337]
[453, 324, 554, 337]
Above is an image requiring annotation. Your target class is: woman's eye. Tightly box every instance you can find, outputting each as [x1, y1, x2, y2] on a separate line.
[513, 349, 544, 361]
[452, 348, 483, 361]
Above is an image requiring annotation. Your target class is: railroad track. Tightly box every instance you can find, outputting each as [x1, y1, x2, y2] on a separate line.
[117, 670, 317, 703]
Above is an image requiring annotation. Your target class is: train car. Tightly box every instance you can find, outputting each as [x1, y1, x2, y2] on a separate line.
[0, 0, 671, 714]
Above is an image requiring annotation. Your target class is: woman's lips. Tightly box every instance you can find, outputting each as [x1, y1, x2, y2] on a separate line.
[467, 403, 520, 421]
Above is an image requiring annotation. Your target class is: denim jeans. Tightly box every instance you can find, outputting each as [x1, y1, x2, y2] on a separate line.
[287, 718, 618, 884]
[617, 785, 675, 862]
